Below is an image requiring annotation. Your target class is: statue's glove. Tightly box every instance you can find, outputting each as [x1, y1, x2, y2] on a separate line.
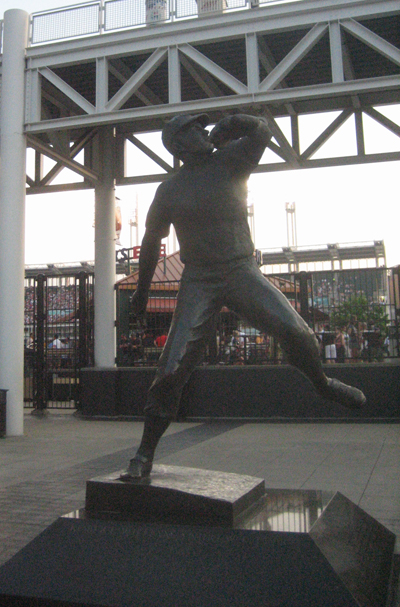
[130, 288, 148, 327]
[209, 115, 268, 148]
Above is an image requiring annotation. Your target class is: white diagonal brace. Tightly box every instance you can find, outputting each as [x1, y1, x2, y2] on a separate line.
[126, 134, 173, 172]
[41, 128, 98, 186]
[263, 107, 300, 167]
[106, 48, 168, 112]
[258, 36, 296, 116]
[364, 107, 400, 138]
[300, 109, 353, 159]
[109, 59, 163, 106]
[180, 44, 248, 95]
[27, 134, 99, 182]
[267, 140, 289, 161]
[39, 67, 95, 115]
[260, 22, 328, 92]
[341, 18, 400, 67]
[180, 54, 224, 97]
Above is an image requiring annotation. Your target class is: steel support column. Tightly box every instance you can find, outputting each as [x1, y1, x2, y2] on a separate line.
[0, 10, 30, 436]
[94, 127, 117, 367]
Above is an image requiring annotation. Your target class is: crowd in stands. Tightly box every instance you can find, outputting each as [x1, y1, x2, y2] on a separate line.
[317, 318, 387, 363]
[24, 284, 83, 324]
[118, 331, 168, 366]
[118, 328, 282, 367]
[119, 315, 390, 367]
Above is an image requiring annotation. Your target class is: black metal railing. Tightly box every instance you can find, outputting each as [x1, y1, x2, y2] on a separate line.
[24, 272, 94, 411]
[116, 266, 400, 366]
[25, 265, 399, 409]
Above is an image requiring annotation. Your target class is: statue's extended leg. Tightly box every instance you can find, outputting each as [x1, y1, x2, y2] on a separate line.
[121, 268, 222, 481]
[280, 330, 366, 409]
[120, 414, 170, 480]
[225, 258, 366, 410]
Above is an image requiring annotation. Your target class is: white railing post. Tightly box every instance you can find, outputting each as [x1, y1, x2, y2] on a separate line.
[94, 127, 117, 368]
[99, 0, 105, 35]
[0, 10, 30, 436]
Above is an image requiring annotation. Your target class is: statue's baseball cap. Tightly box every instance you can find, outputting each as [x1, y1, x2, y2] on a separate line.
[162, 114, 209, 155]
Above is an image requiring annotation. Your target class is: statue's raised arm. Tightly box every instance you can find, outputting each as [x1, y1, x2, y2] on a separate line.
[129, 230, 163, 321]
[209, 114, 271, 161]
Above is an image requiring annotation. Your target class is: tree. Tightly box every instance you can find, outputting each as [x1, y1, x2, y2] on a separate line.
[331, 294, 389, 334]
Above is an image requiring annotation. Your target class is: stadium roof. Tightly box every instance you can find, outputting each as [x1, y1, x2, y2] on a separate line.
[259, 241, 386, 268]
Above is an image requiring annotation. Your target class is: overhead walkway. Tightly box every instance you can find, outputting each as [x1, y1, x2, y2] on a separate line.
[1, 0, 399, 193]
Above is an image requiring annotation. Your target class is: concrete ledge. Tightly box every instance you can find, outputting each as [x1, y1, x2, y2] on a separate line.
[79, 364, 400, 422]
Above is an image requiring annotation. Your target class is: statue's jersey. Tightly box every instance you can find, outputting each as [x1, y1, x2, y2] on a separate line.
[145, 138, 264, 267]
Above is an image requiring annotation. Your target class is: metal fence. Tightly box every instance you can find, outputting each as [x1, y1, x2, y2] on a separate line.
[27, 0, 296, 45]
[116, 266, 400, 367]
[24, 265, 399, 410]
[24, 272, 94, 411]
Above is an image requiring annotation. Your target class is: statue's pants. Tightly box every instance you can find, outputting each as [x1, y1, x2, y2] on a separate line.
[145, 256, 328, 419]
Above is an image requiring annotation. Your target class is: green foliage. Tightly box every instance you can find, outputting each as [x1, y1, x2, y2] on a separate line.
[331, 294, 389, 334]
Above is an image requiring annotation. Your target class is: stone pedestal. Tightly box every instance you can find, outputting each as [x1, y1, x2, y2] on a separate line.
[85, 465, 265, 527]
[0, 466, 396, 607]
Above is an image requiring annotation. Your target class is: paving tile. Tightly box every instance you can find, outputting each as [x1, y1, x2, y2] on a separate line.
[0, 413, 399, 574]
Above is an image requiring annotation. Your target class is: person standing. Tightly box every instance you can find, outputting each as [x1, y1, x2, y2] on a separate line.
[334, 328, 346, 363]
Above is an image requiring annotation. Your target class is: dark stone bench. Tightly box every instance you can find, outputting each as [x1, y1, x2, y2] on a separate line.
[79, 363, 400, 422]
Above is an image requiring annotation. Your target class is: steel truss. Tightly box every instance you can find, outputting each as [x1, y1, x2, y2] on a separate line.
[19, 0, 400, 193]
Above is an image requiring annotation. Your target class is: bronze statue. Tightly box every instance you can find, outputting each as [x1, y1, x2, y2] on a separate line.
[120, 113, 366, 481]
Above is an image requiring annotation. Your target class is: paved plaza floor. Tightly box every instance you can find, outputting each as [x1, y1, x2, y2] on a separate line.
[1, 411, 399, 599]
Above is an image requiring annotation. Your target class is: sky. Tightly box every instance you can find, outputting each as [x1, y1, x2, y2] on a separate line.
[3, 0, 400, 268]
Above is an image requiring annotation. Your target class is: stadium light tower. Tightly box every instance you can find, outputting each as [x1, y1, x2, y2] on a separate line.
[129, 193, 139, 249]
[285, 202, 297, 248]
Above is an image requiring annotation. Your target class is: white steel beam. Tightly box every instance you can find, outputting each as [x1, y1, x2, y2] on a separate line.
[106, 48, 168, 112]
[96, 56, 109, 112]
[246, 33, 259, 94]
[119, 149, 400, 182]
[329, 20, 344, 83]
[254, 150, 400, 173]
[260, 22, 328, 92]
[25, 0, 400, 69]
[263, 107, 300, 167]
[300, 109, 352, 159]
[257, 36, 296, 116]
[0, 9, 29, 436]
[108, 58, 163, 106]
[25, 73, 400, 133]
[341, 18, 400, 67]
[27, 134, 99, 181]
[26, 182, 94, 194]
[168, 46, 181, 104]
[126, 134, 174, 172]
[94, 126, 116, 368]
[38, 129, 98, 186]
[179, 53, 224, 97]
[39, 67, 96, 114]
[291, 115, 300, 155]
[47, 129, 70, 156]
[364, 107, 400, 138]
[26, 68, 42, 124]
[180, 44, 248, 94]
[355, 109, 365, 156]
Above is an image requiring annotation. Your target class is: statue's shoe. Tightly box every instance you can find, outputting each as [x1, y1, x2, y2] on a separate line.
[321, 378, 366, 410]
[120, 454, 153, 481]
